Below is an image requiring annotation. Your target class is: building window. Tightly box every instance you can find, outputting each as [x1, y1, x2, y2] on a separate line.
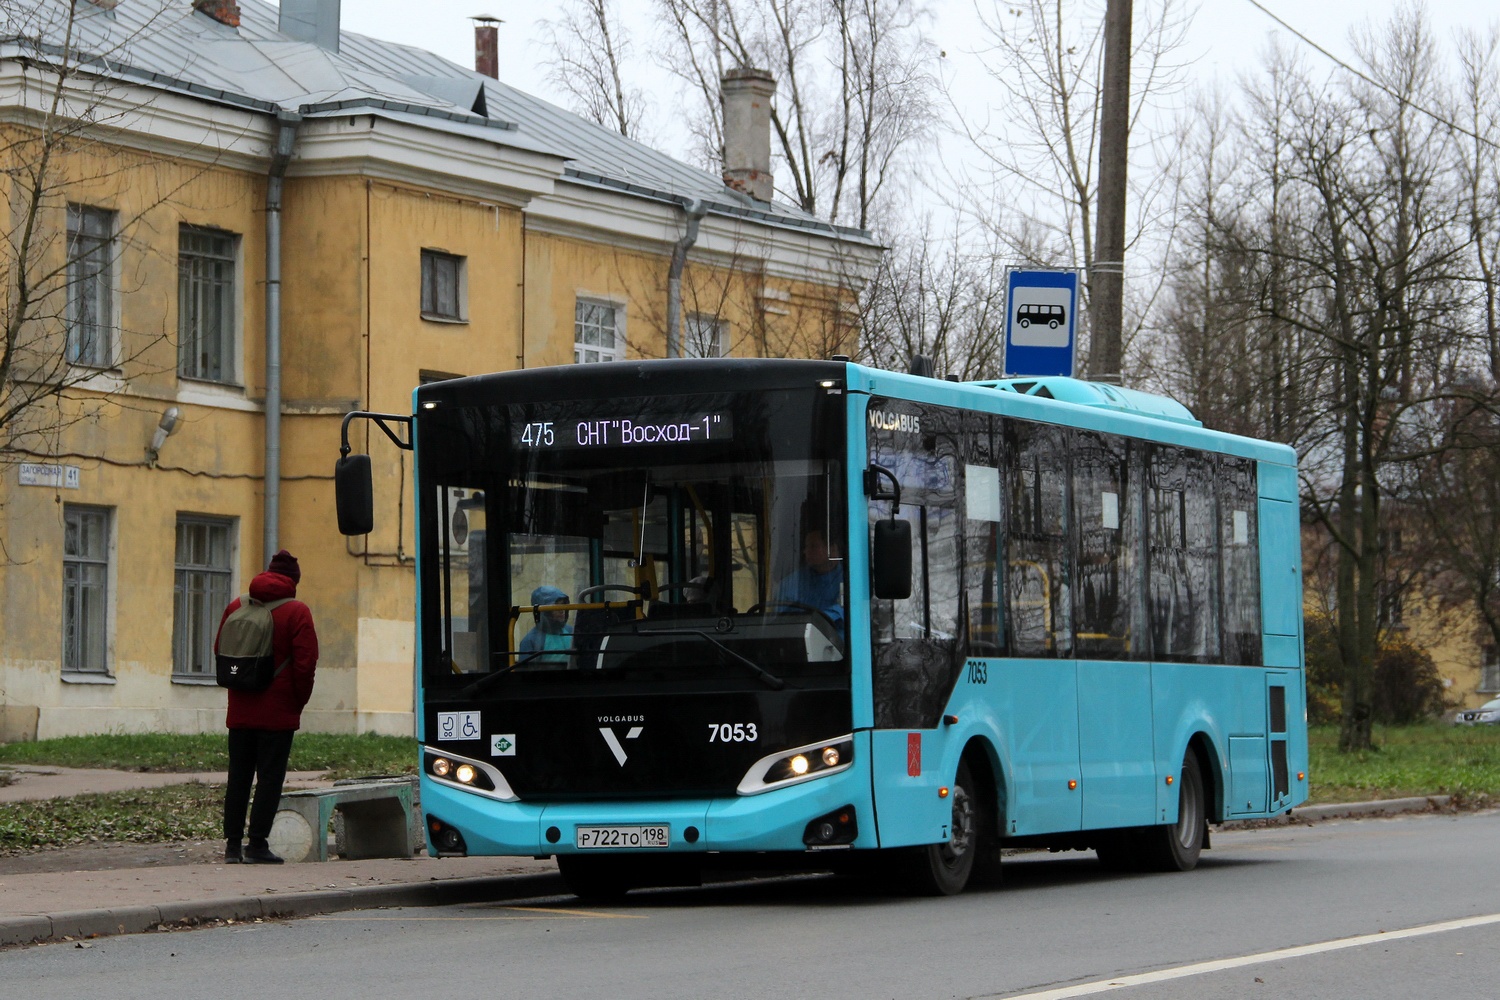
[421, 249, 465, 321]
[575, 298, 621, 363]
[66, 204, 115, 368]
[173, 517, 234, 679]
[683, 312, 727, 358]
[1482, 645, 1500, 694]
[1377, 582, 1405, 629]
[178, 225, 238, 382]
[63, 505, 111, 674]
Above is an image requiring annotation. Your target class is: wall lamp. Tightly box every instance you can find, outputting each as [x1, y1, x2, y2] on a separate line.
[145, 406, 181, 466]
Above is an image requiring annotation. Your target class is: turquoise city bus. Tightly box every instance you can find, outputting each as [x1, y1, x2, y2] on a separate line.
[335, 358, 1308, 898]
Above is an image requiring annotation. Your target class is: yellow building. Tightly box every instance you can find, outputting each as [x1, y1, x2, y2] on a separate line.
[0, 0, 878, 741]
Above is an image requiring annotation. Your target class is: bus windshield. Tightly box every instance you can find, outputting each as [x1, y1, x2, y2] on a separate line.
[417, 389, 847, 692]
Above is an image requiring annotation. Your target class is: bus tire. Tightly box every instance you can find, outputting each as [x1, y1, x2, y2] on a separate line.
[1141, 751, 1206, 872]
[557, 854, 633, 902]
[897, 761, 978, 895]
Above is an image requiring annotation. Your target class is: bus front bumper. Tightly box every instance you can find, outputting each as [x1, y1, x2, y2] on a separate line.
[420, 763, 875, 857]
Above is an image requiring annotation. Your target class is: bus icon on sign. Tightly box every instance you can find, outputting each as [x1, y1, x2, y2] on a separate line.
[1017, 303, 1066, 330]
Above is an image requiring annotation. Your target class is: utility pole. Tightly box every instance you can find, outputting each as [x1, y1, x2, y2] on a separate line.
[1089, 0, 1131, 386]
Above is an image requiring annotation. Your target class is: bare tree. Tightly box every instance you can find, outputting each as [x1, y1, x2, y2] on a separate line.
[653, 0, 938, 229]
[858, 220, 1006, 377]
[951, 0, 1191, 376]
[1151, 7, 1482, 750]
[1453, 25, 1500, 380]
[540, 0, 651, 141]
[2, 0, 190, 507]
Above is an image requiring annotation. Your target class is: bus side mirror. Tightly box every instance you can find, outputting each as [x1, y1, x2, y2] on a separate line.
[335, 454, 374, 536]
[872, 519, 912, 599]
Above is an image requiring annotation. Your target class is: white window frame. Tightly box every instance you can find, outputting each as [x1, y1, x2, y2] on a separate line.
[172, 515, 237, 680]
[683, 312, 728, 358]
[62, 504, 113, 677]
[421, 248, 468, 322]
[66, 203, 116, 369]
[574, 297, 623, 364]
[178, 224, 240, 384]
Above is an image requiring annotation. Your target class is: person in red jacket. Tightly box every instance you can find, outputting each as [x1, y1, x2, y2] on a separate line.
[215, 549, 319, 864]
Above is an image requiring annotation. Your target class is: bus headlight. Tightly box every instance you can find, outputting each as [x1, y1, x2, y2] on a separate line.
[422, 747, 519, 801]
[737, 737, 855, 795]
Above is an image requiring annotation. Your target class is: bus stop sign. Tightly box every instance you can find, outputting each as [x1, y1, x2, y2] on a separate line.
[1004, 269, 1079, 378]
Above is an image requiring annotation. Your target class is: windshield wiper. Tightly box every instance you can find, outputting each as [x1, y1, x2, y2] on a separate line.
[633, 628, 786, 690]
[457, 648, 568, 699]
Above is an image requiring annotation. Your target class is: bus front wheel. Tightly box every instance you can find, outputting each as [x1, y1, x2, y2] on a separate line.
[896, 761, 978, 895]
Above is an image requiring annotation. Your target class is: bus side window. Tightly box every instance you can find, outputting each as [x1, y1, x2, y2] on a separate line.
[1072, 432, 1134, 659]
[1006, 422, 1070, 657]
[1147, 446, 1220, 661]
[963, 414, 1004, 656]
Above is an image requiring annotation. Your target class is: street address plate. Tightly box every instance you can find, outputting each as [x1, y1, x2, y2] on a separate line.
[575, 824, 670, 849]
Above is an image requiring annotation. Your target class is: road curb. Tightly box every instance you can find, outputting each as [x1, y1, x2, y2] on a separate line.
[0, 871, 564, 948]
[1218, 794, 1453, 830]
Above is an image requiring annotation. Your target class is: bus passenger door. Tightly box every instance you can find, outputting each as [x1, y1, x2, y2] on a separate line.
[1267, 673, 1292, 813]
[994, 657, 1082, 836]
[1077, 661, 1155, 829]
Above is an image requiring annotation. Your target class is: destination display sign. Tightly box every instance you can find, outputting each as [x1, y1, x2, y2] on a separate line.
[515, 412, 734, 450]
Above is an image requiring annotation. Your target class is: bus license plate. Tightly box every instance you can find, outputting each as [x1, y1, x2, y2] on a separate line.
[575, 825, 670, 849]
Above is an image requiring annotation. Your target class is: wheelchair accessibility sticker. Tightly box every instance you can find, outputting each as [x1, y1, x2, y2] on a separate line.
[437, 711, 482, 741]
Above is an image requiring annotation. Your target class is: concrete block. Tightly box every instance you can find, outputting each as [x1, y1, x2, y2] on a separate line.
[272, 779, 415, 862]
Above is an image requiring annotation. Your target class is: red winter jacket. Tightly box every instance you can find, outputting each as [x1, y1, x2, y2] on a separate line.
[216, 571, 319, 731]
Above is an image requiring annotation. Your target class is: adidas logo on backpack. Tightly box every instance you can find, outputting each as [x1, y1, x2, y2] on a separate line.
[216, 595, 292, 691]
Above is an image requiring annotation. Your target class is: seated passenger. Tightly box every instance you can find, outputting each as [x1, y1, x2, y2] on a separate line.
[774, 528, 845, 628]
[520, 585, 573, 664]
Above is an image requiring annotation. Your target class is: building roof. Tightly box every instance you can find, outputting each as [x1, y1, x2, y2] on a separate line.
[0, 0, 874, 245]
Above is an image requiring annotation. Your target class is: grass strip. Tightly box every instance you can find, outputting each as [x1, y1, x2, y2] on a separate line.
[1308, 723, 1500, 804]
[0, 784, 223, 855]
[0, 732, 416, 780]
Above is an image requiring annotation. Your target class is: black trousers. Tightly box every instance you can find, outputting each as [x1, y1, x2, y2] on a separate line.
[224, 728, 296, 843]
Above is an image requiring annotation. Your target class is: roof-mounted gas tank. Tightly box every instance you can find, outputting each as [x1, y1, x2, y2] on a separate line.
[972, 376, 1201, 427]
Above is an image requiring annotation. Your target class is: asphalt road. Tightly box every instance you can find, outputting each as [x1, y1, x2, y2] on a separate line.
[6, 810, 1497, 1000]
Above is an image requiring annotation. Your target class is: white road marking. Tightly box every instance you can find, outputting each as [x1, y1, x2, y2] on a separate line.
[990, 912, 1500, 999]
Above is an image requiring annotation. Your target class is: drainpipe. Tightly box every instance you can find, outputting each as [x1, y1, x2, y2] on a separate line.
[264, 111, 301, 561]
[666, 199, 707, 357]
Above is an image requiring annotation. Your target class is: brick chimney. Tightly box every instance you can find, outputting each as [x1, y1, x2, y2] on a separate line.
[721, 68, 776, 202]
[473, 16, 501, 80]
[192, 0, 241, 28]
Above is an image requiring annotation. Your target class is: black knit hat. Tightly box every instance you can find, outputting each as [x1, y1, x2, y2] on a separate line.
[268, 549, 301, 584]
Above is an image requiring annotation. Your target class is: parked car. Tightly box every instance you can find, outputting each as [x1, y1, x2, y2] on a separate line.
[1454, 697, 1500, 725]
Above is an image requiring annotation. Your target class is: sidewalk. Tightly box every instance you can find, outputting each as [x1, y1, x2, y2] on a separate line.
[0, 765, 1461, 949]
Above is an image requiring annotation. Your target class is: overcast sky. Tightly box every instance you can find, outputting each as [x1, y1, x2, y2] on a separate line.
[330, 0, 1500, 107]
[324, 0, 1498, 221]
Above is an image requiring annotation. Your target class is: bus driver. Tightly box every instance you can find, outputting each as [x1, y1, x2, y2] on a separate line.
[775, 527, 845, 628]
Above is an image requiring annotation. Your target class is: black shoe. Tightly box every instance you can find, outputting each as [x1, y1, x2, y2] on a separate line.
[224, 841, 242, 864]
[243, 842, 284, 865]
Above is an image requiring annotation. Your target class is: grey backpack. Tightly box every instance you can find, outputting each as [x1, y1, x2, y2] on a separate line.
[215, 596, 292, 691]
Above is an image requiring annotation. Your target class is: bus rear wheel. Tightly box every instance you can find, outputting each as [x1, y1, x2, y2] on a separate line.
[897, 761, 978, 895]
[1141, 751, 1206, 872]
